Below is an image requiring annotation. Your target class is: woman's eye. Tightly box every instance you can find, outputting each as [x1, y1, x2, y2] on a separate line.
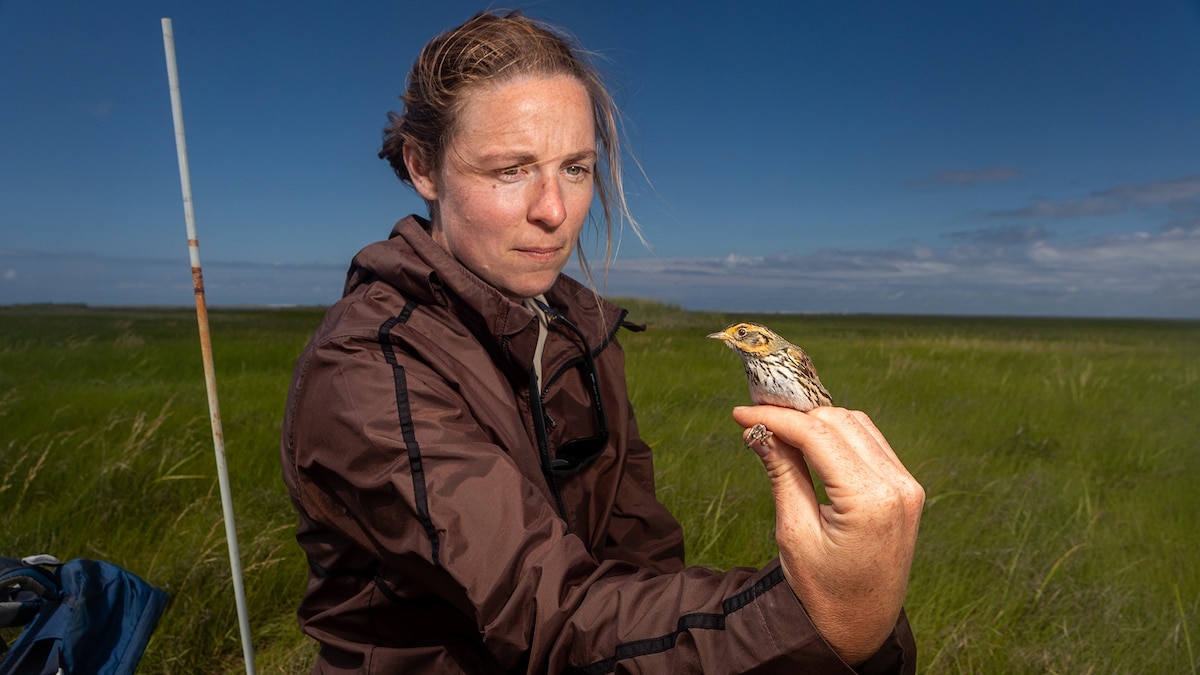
[564, 164, 592, 180]
[491, 166, 529, 184]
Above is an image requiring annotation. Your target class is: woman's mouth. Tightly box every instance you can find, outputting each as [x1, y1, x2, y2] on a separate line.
[516, 246, 562, 262]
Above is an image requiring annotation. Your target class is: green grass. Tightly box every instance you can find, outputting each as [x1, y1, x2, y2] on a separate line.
[1, 302, 1197, 673]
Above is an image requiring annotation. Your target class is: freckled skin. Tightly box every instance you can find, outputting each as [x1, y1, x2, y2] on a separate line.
[403, 75, 597, 301]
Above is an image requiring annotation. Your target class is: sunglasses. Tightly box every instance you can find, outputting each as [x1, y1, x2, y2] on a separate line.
[535, 302, 610, 476]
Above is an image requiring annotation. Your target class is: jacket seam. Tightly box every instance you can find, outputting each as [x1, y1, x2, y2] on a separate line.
[563, 566, 788, 675]
[378, 303, 442, 568]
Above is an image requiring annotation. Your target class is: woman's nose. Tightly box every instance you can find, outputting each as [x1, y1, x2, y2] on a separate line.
[528, 175, 567, 229]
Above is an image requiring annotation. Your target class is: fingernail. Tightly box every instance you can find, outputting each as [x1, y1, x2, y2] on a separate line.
[746, 438, 771, 459]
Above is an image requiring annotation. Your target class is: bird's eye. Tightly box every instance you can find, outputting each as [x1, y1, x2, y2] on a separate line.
[736, 328, 747, 338]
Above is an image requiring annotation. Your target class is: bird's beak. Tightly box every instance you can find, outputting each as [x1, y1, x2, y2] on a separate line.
[707, 331, 729, 341]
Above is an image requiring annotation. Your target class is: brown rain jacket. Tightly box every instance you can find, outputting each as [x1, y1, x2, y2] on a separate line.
[281, 215, 916, 673]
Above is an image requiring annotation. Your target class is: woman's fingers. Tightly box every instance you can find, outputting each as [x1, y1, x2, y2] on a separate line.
[729, 404, 925, 665]
[734, 405, 898, 500]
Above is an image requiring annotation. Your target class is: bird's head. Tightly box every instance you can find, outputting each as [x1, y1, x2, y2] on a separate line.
[706, 322, 780, 357]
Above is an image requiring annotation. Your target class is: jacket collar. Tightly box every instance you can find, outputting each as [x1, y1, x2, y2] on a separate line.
[344, 215, 626, 377]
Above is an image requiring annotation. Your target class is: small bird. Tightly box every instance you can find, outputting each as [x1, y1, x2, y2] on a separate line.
[708, 321, 833, 446]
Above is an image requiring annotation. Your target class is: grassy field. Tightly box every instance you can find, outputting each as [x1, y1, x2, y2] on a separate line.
[1, 302, 1197, 673]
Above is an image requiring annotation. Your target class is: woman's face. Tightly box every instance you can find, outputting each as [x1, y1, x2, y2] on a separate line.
[405, 75, 596, 301]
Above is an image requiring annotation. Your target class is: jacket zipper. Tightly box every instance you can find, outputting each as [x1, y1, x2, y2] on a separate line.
[529, 365, 569, 522]
[522, 302, 627, 525]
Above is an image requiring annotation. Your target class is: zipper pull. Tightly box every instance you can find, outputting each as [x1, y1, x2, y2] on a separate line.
[534, 298, 562, 323]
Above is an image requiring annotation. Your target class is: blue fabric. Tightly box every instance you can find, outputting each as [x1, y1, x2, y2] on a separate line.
[0, 555, 168, 675]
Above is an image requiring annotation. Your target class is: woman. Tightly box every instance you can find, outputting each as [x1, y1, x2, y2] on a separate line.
[281, 10, 923, 673]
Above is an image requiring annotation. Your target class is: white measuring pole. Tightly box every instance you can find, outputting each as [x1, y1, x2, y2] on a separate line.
[161, 18, 257, 675]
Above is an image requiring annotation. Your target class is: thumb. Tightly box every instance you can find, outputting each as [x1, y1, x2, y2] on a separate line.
[739, 415, 821, 531]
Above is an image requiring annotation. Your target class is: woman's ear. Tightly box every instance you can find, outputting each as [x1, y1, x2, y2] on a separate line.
[403, 144, 439, 201]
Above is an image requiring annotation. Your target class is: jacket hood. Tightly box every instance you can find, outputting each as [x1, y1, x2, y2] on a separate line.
[342, 215, 626, 374]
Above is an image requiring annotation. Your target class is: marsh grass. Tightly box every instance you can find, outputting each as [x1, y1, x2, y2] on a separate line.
[1, 302, 1197, 672]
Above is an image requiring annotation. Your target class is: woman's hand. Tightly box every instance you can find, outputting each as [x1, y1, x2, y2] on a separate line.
[733, 405, 925, 666]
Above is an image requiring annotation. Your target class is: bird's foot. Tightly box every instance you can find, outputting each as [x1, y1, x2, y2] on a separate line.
[746, 423, 773, 447]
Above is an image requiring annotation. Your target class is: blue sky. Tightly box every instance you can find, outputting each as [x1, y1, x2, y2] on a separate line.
[2, 1, 1198, 318]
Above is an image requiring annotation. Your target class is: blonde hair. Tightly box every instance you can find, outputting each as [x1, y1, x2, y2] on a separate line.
[378, 10, 643, 278]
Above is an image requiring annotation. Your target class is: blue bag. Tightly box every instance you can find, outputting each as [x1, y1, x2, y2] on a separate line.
[0, 554, 168, 675]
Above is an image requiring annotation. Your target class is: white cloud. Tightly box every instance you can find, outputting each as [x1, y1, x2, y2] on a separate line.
[1103, 175, 1200, 204]
[3, 229, 1197, 319]
[906, 167, 1024, 187]
[721, 253, 761, 268]
[595, 227, 1200, 318]
[993, 175, 1200, 219]
[992, 196, 1124, 218]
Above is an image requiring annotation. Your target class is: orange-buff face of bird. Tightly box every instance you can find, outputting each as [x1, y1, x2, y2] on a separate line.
[707, 322, 833, 413]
